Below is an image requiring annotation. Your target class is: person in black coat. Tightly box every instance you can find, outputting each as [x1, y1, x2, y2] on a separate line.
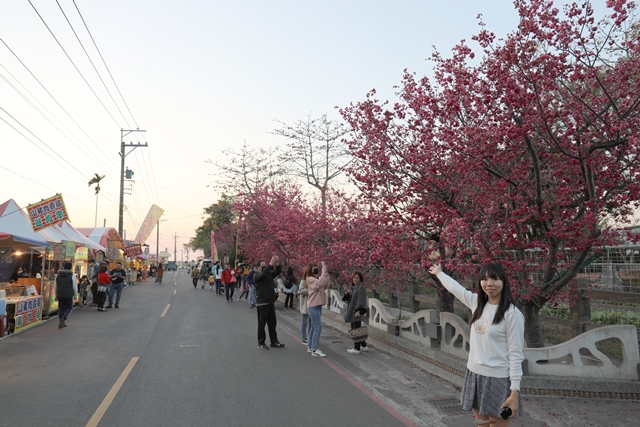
[55, 261, 77, 329]
[253, 256, 284, 350]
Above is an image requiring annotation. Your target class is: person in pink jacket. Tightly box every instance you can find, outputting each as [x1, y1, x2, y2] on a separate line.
[306, 261, 330, 357]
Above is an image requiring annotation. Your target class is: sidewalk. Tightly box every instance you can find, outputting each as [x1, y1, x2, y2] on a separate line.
[275, 298, 640, 427]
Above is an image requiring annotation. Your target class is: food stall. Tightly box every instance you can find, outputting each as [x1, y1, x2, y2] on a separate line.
[0, 231, 50, 335]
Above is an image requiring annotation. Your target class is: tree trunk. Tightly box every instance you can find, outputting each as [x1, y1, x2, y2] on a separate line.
[521, 302, 545, 348]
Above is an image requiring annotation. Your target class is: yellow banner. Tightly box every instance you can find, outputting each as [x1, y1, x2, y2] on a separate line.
[134, 205, 164, 244]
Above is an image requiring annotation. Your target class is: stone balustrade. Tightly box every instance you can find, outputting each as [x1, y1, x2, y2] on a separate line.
[339, 296, 640, 381]
[523, 324, 640, 380]
[398, 309, 440, 348]
[327, 289, 344, 315]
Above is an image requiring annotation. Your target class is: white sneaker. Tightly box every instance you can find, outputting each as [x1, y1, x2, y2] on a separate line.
[311, 349, 326, 358]
[307, 347, 313, 353]
[347, 348, 360, 355]
[360, 346, 369, 352]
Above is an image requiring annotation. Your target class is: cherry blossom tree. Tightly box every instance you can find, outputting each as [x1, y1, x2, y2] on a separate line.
[342, 0, 640, 347]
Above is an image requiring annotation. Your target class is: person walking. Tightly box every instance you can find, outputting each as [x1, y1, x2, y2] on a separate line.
[155, 263, 164, 284]
[191, 265, 200, 288]
[235, 263, 243, 290]
[237, 272, 250, 302]
[342, 271, 369, 354]
[213, 261, 223, 295]
[107, 262, 126, 308]
[298, 268, 311, 344]
[429, 263, 525, 426]
[222, 264, 236, 302]
[254, 256, 284, 350]
[87, 259, 99, 305]
[306, 261, 330, 357]
[96, 264, 110, 312]
[282, 266, 297, 310]
[200, 264, 209, 289]
[55, 261, 77, 329]
[247, 264, 257, 308]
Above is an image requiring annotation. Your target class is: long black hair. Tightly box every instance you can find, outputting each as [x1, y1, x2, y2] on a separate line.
[469, 263, 514, 326]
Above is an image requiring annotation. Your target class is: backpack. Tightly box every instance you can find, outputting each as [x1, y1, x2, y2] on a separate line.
[284, 277, 293, 289]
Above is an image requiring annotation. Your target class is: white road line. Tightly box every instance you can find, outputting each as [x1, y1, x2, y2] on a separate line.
[85, 357, 139, 427]
[161, 304, 171, 317]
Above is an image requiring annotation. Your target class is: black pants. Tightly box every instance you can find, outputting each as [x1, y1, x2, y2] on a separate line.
[95, 290, 107, 309]
[91, 282, 98, 303]
[192, 278, 198, 288]
[256, 303, 278, 345]
[284, 293, 294, 308]
[351, 320, 367, 350]
[225, 284, 235, 301]
[238, 291, 248, 300]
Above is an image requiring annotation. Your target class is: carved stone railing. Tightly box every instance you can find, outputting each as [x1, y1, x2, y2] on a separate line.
[523, 325, 640, 380]
[398, 309, 440, 348]
[368, 298, 398, 331]
[327, 289, 345, 315]
[439, 312, 471, 360]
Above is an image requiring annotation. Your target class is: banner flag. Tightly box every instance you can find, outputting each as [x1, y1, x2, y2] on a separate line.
[211, 231, 218, 262]
[135, 205, 164, 244]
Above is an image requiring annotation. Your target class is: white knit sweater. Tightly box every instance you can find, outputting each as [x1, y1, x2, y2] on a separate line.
[437, 272, 525, 390]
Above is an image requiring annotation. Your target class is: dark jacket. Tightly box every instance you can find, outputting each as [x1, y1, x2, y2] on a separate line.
[343, 282, 367, 323]
[254, 264, 281, 305]
[56, 270, 75, 298]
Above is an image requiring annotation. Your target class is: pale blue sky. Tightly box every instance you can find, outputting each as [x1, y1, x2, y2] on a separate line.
[0, 0, 608, 258]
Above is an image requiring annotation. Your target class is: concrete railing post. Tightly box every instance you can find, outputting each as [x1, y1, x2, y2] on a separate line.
[570, 289, 591, 337]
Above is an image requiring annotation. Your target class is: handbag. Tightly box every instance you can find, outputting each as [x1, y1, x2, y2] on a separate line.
[348, 326, 368, 343]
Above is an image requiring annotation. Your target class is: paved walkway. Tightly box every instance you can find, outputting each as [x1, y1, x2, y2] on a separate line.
[1, 270, 639, 426]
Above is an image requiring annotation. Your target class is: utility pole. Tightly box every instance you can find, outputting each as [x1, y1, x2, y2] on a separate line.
[174, 233, 177, 263]
[119, 129, 147, 238]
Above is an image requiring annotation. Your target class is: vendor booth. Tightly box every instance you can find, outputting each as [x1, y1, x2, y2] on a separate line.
[0, 230, 50, 336]
[76, 227, 124, 264]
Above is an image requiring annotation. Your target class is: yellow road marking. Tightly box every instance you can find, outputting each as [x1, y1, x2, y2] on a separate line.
[85, 357, 139, 427]
[161, 304, 171, 317]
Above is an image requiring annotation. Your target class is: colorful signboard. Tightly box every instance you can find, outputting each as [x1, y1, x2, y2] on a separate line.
[27, 194, 69, 232]
[13, 295, 42, 333]
[52, 244, 65, 261]
[135, 204, 164, 244]
[62, 240, 76, 258]
[124, 243, 143, 257]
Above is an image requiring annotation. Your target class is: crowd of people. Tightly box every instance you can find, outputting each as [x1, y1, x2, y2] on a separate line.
[190, 257, 525, 425]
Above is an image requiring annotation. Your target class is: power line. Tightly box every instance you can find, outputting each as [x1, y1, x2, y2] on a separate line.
[72, 0, 140, 129]
[28, 0, 122, 128]
[0, 106, 121, 208]
[0, 106, 88, 182]
[55, 0, 132, 129]
[0, 67, 115, 176]
[0, 38, 117, 168]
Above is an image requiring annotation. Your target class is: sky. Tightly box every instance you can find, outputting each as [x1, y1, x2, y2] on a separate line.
[0, 0, 611, 261]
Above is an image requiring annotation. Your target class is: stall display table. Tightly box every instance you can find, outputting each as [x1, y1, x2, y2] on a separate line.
[6, 295, 42, 333]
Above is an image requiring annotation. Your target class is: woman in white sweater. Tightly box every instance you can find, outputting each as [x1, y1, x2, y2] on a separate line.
[429, 263, 524, 427]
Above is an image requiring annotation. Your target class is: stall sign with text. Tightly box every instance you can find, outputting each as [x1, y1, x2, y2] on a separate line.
[124, 243, 142, 257]
[27, 195, 69, 232]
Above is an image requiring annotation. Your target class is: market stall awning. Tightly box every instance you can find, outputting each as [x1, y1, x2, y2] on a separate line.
[76, 227, 123, 259]
[57, 222, 106, 253]
[0, 199, 57, 246]
[0, 232, 50, 248]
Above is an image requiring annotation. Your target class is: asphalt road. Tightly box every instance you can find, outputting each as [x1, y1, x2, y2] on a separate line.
[2, 270, 640, 427]
[0, 271, 449, 427]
